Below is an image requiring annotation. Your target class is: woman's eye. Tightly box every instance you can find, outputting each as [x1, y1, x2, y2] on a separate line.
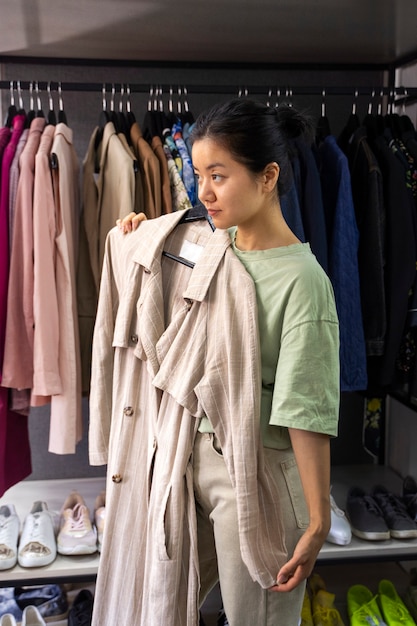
[212, 174, 222, 182]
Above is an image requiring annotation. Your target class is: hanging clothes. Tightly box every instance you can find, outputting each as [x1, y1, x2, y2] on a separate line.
[291, 137, 329, 273]
[367, 129, 417, 391]
[130, 121, 161, 219]
[77, 121, 137, 393]
[47, 122, 82, 454]
[343, 126, 386, 360]
[0, 114, 32, 496]
[3, 117, 46, 397]
[8, 126, 28, 248]
[317, 134, 367, 392]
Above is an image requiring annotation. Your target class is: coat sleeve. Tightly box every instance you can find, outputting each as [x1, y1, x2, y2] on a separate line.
[89, 228, 121, 465]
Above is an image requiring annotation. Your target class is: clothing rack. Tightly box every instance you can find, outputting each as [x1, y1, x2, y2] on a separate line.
[0, 81, 416, 101]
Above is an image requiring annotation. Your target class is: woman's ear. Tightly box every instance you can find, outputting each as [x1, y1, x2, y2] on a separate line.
[263, 162, 280, 192]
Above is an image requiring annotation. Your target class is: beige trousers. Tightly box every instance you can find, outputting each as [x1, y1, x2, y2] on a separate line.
[193, 432, 308, 626]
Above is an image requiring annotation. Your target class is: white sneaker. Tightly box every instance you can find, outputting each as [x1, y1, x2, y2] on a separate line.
[94, 491, 106, 553]
[57, 492, 97, 555]
[326, 493, 352, 546]
[0, 615, 17, 626]
[18, 502, 57, 568]
[21, 605, 46, 626]
[0, 505, 20, 570]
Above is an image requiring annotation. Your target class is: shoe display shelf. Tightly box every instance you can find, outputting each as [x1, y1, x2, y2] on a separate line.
[318, 464, 417, 564]
[0, 476, 105, 587]
[1, 464, 416, 588]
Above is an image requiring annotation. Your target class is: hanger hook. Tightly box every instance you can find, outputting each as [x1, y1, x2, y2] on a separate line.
[29, 82, 34, 111]
[126, 85, 131, 114]
[47, 82, 54, 111]
[275, 88, 281, 108]
[102, 84, 107, 111]
[402, 88, 408, 115]
[17, 80, 23, 110]
[177, 85, 182, 114]
[58, 82, 64, 112]
[159, 86, 164, 113]
[35, 81, 42, 112]
[183, 86, 189, 113]
[9, 80, 15, 106]
[110, 84, 115, 112]
[367, 89, 375, 115]
[352, 89, 358, 115]
[119, 84, 125, 113]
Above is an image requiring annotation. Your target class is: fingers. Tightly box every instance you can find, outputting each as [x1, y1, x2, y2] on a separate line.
[116, 212, 147, 233]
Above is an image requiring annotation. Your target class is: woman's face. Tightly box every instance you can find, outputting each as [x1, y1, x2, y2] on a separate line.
[192, 138, 268, 231]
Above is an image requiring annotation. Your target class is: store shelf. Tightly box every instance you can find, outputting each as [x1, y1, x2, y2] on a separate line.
[319, 464, 417, 564]
[1, 465, 416, 585]
[0, 476, 105, 587]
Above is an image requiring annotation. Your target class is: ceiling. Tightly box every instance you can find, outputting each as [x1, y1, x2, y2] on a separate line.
[0, 0, 417, 66]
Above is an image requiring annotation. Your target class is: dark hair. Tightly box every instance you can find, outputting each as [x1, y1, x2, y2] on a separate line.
[190, 98, 313, 196]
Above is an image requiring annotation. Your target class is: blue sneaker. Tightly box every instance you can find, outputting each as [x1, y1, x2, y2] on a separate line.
[0, 585, 68, 623]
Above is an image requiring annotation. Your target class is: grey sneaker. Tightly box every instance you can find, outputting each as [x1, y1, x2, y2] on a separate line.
[346, 486, 390, 540]
[372, 484, 417, 538]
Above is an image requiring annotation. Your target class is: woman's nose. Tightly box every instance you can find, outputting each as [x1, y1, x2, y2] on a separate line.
[198, 179, 214, 203]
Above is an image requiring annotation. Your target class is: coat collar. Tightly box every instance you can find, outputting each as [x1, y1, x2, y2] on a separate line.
[131, 212, 233, 302]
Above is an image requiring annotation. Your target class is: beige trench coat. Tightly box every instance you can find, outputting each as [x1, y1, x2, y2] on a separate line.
[89, 212, 290, 625]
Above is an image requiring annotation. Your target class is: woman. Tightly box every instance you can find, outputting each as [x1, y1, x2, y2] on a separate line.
[107, 98, 340, 625]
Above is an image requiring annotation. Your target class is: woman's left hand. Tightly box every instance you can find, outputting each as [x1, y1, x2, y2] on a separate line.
[268, 526, 326, 592]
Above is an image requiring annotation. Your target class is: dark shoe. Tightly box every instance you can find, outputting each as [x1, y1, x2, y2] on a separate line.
[68, 589, 93, 626]
[345, 487, 390, 540]
[403, 475, 417, 520]
[372, 484, 417, 538]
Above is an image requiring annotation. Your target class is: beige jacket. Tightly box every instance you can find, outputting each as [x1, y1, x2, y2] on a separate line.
[89, 212, 289, 625]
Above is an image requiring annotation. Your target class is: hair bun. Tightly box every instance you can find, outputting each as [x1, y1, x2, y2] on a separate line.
[274, 104, 314, 143]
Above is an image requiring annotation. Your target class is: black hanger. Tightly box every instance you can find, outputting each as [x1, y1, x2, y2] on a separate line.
[316, 90, 331, 145]
[35, 82, 45, 119]
[5, 81, 17, 127]
[25, 82, 36, 127]
[94, 85, 111, 153]
[162, 204, 215, 268]
[180, 94, 195, 125]
[125, 85, 136, 131]
[58, 83, 68, 124]
[337, 90, 361, 152]
[46, 84, 56, 126]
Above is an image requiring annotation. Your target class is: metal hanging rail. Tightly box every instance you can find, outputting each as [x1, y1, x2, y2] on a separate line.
[0, 81, 416, 99]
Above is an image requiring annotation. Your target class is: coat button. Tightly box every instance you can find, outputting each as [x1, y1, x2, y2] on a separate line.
[130, 334, 138, 344]
[124, 406, 134, 416]
[112, 474, 122, 483]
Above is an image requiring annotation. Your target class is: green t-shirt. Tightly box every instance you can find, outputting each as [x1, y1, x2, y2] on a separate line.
[199, 229, 340, 449]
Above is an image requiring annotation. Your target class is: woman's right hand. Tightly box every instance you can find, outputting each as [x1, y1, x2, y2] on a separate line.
[116, 211, 147, 233]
